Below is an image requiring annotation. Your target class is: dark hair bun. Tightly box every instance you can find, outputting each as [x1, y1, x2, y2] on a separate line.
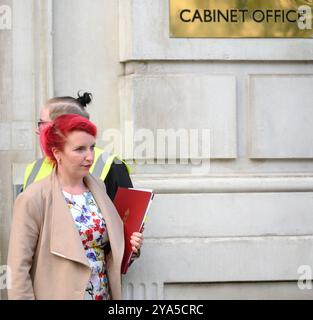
[76, 91, 92, 107]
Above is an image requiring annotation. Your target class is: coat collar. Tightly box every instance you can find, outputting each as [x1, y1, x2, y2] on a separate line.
[49, 169, 123, 268]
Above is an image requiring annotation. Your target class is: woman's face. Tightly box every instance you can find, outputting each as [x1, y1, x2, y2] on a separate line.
[53, 131, 96, 180]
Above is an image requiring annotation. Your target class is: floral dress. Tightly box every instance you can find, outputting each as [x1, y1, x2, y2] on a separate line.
[62, 190, 110, 300]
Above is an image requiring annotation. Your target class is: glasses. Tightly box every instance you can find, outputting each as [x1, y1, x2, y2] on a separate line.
[37, 120, 51, 129]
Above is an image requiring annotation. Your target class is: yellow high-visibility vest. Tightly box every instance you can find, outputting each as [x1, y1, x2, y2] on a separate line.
[23, 147, 131, 190]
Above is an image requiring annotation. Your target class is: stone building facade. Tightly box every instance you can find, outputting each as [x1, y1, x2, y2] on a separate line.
[1, 0, 313, 299]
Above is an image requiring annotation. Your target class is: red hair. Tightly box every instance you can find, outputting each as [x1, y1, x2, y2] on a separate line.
[40, 114, 97, 165]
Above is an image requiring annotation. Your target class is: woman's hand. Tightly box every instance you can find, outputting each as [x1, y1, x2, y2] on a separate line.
[130, 232, 144, 254]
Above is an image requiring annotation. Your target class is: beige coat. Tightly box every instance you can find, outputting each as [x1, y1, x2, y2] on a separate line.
[7, 170, 124, 300]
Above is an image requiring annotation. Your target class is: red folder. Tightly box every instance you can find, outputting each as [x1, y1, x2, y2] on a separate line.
[113, 187, 154, 274]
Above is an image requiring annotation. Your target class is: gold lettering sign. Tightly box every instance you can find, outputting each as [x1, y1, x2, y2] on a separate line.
[169, 0, 313, 38]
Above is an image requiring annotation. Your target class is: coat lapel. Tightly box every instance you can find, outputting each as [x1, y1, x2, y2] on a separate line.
[49, 170, 124, 271]
[50, 170, 90, 268]
[84, 174, 124, 267]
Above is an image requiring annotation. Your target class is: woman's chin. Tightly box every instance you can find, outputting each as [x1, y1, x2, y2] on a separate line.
[80, 166, 91, 175]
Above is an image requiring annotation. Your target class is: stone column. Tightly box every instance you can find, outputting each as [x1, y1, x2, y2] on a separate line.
[0, 0, 53, 299]
[53, 0, 123, 146]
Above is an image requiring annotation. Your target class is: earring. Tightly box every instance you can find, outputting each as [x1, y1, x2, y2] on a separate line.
[58, 158, 61, 165]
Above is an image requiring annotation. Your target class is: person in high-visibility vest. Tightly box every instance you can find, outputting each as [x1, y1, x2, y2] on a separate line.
[23, 92, 133, 202]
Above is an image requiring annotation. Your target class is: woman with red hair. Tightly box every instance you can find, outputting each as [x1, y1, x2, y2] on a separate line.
[7, 114, 143, 300]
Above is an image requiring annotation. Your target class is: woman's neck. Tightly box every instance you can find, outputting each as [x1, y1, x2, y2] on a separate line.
[56, 168, 88, 195]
